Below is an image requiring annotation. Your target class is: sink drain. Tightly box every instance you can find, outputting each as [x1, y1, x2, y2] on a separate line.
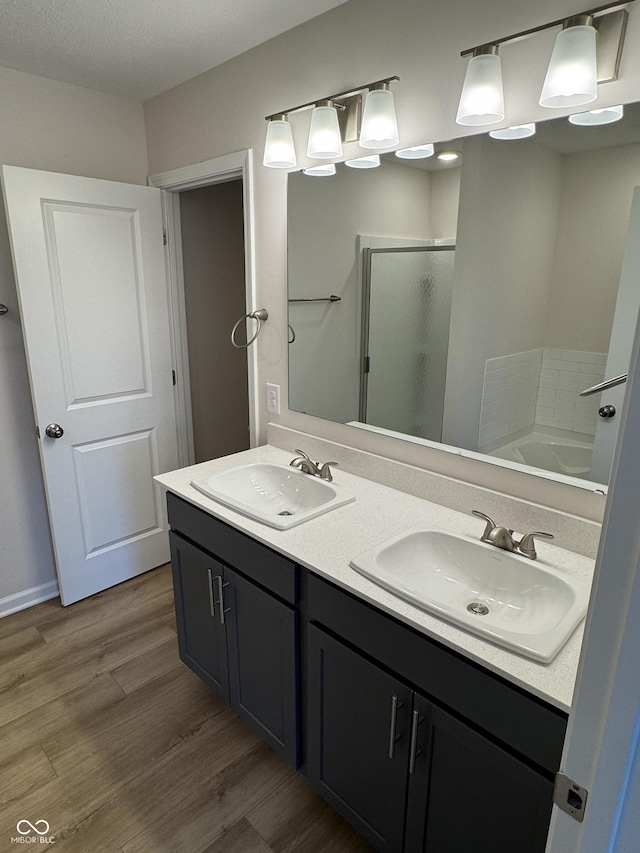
[467, 602, 490, 616]
[278, 510, 294, 516]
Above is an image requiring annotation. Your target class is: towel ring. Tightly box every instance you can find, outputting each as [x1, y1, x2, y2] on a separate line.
[231, 308, 268, 348]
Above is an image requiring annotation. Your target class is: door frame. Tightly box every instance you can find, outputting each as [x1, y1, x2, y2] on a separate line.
[545, 238, 640, 849]
[359, 243, 456, 428]
[148, 149, 258, 465]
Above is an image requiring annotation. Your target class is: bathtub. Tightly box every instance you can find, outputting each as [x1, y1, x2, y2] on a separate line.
[490, 432, 594, 479]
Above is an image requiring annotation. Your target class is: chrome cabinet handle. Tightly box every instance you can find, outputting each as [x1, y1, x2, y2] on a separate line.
[207, 568, 216, 617]
[409, 709, 422, 774]
[388, 695, 399, 759]
[215, 575, 232, 625]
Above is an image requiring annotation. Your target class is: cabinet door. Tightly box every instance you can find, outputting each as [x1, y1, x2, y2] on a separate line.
[169, 531, 229, 702]
[307, 624, 412, 852]
[405, 694, 554, 853]
[225, 566, 299, 766]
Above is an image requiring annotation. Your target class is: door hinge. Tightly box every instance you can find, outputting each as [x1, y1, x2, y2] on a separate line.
[163, 227, 168, 246]
[172, 369, 176, 386]
[553, 773, 588, 822]
[364, 356, 371, 374]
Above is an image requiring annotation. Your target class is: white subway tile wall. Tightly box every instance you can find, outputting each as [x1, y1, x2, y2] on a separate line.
[478, 349, 607, 451]
[478, 349, 543, 450]
[535, 349, 606, 435]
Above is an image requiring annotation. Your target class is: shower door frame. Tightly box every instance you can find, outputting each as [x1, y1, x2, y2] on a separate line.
[358, 244, 456, 432]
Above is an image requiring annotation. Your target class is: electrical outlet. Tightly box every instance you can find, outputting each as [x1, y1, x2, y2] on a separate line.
[266, 382, 281, 415]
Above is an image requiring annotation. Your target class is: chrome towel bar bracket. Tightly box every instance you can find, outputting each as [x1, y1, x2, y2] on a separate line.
[231, 308, 268, 348]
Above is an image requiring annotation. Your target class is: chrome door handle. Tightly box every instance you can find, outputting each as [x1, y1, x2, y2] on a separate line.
[45, 423, 64, 439]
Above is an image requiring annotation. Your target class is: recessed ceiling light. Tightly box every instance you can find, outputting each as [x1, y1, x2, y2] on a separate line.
[489, 123, 536, 140]
[568, 105, 624, 126]
[395, 144, 435, 159]
[436, 150, 460, 163]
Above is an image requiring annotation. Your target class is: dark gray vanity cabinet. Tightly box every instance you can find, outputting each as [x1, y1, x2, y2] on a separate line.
[167, 494, 299, 767]
[404, 696, 553, 853]
[306, 574, 566, 853]
[167, 490, 568, 853]
[307, 624, 413, 851]
[170, 531, 228, 698]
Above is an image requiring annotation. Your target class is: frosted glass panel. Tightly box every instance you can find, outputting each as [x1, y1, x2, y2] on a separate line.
[365, 248, 455, 441]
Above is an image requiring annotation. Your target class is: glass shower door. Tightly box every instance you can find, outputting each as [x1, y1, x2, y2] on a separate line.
[361, 246, 455, 442]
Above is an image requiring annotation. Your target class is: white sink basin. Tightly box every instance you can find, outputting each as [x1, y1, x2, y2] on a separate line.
[350, 526, 590, 662]
[191, 462, 355, 529]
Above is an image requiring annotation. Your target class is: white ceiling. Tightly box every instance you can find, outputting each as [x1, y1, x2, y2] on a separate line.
[0, 0, 350, 101]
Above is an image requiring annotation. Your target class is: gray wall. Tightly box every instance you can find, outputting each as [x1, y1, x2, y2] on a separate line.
[180, 181, 250, 462]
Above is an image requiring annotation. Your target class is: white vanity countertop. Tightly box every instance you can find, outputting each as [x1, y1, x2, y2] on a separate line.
[155, 445, 596, 713]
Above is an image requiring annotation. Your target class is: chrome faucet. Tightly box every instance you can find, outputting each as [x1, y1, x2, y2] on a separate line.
[471, 510, 554, 560]
[290, 449, 338, 482]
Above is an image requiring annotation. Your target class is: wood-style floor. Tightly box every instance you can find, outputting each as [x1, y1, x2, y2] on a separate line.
[0, 566, 374, 852]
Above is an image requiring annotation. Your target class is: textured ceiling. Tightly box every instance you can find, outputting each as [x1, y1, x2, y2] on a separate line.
[0, 0, 349, 101]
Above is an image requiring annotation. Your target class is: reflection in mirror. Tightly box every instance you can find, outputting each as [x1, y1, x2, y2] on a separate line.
[288, 103, 640, 491]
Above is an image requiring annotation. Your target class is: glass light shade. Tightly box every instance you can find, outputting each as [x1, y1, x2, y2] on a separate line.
[489, 123, 536, 140]
[395, 143, 435, 159]
[569, 105, 624, 126]
[303, 163, 336, 176]
[263, 119, 297, 168]
[307, 105, 343, 159]
[359, 88, 400, 149]
[539, 25, 597, 108]
[345, 155, 381, 169]
[456, 53, 505, 126]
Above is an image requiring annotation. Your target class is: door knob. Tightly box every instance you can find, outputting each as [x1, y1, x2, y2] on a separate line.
[598, 405, 616, 419]
[45, 423, 64, 438]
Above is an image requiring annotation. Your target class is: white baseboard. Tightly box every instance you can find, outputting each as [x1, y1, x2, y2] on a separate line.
[0, 580, 60, 619]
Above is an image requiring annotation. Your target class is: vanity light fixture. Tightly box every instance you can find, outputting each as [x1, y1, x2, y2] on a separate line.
[303, 163, 337, 176]
[458, 1, 632, 126]
[456, 45, 505, 126]
[345, 154, 381, 169]
[568, 103, 624, 124]
[263, 76, 399, 169]
[539, 16, 598, 108]
[489, 123, 537, 140]
[359, 82, 400, 149]
[263, 116, 297, 168]
[395, 143, 435, 159]
[307, 101, 343, 159]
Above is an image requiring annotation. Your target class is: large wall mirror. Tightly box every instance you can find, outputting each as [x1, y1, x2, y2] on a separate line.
[288, 102, 640, 492]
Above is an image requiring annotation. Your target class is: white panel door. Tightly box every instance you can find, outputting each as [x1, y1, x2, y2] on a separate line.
[589, 187, 640, 484]
[2, 165, 179, 605]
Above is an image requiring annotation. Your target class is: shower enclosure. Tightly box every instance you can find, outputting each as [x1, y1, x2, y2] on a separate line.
[360, 246, 456, 442]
